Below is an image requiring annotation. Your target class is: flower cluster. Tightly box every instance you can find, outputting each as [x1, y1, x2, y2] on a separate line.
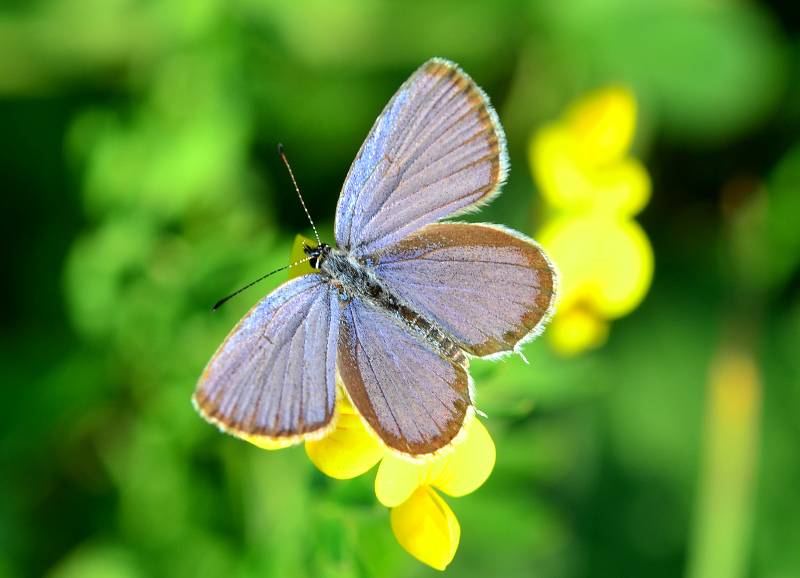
[307, 390, 495, 570]
[245, 236, 496, 570]
[529, 86, 654, 356]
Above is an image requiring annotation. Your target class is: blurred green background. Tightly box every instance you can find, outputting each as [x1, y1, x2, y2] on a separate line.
[2, 0, 800, 577]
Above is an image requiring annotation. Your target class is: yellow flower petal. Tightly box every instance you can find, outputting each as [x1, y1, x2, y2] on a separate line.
[375, 451, 426, 507]
[530, 124, 593, 211]
[587, 158, 651, 218]
[240, 434, 296, 450]
[530, 126, 650, 216]
[336, 387, 357, 414]
[591, 219, 654, 317]
[429, 418, 495, 497]
[566, 85, 637, 167]
[305, 412, 387, 480]
[288, 234, 317, 279]
[375, 419, 495, 506]
[538, 214, 654, 319]
[547, 305, 610, 356]
[390, 486, 460, 571]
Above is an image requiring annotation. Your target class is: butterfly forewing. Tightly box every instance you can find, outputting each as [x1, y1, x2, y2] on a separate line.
[372, 223, 558, 358]
[337, 298, 472, 456]
[194, 274, 340, 442]
[335, 58, 508, 257]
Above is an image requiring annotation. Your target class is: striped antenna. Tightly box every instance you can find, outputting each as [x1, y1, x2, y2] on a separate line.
[279, 144, 321, 246]
[211, 256, 312, 312]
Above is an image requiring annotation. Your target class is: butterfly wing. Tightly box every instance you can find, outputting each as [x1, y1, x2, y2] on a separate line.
[337, 298, 472, 457]
[373, 222, 558, 359]
[335, 58, 508, 258]
[194, 274, 341, 443]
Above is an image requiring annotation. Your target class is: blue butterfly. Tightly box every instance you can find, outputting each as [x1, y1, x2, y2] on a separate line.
[194, 59, 558, 458]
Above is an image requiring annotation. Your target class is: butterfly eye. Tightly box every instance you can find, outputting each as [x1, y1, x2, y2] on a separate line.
[304, 243, 328, 269]
[303, 243, 317, 267]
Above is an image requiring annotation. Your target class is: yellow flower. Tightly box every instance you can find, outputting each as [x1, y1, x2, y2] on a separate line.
[389, 486, 460, 571]
[304, 388, 387, 479]
[303, 387, 496, 570]
[530, 86, 654, 356]
[303, 382, 495, 569]
[239, 435, 295, 450]
[375, 419, 496, 570]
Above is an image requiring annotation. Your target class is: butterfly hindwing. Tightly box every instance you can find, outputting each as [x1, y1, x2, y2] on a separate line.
[337, 298, 472, 457]
[372, 222, 558, 359]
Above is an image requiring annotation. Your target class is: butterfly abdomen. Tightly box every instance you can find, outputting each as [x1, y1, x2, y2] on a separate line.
[390, 302, 469, 368]
[319, 247, 469, 368]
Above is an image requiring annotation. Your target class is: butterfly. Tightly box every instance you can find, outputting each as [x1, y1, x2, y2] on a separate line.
[193, 58, 558, 458]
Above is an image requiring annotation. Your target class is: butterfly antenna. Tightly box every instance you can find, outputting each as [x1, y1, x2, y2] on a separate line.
[279, 143, 321, 246]
[211, 256, 312, 312]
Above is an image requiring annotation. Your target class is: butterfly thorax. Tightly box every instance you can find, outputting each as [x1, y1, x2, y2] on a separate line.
[306, 243, 469, 368]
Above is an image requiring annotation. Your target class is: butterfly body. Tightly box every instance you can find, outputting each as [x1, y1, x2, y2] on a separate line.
[306, 242, 469, 368]
[195, 58, 558, 458]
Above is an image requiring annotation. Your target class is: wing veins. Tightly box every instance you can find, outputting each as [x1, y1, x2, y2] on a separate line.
[359, 154, 496, 248]
[350, 306, 405, 445]
[389, 340, 456, 436]
[388, 71, 470, 170]
[396, 108, 490, 185]
[346, 74, 450, 244]
[347, 69, 477, 250]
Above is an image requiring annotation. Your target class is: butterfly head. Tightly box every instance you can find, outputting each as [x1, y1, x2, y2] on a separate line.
[303, 242, 331, 270]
